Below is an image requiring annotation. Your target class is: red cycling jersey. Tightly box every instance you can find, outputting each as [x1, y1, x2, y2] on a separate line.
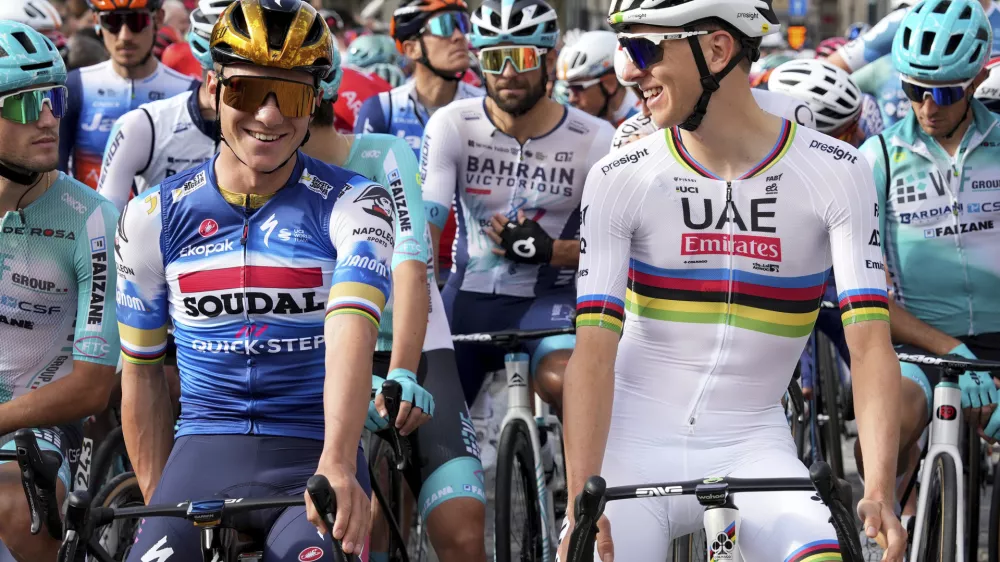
[334, 67, 392, 134]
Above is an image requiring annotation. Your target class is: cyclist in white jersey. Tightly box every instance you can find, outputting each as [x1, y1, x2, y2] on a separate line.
[0, 23, 119, 561]
[558, 1, 906, 561]
[557, 31, 642, 127]
[96, 0, 230, 212]
[421, 0, 614, 410]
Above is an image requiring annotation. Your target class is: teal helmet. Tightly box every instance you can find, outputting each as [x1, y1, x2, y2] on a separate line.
[469, 0, 559, 49]
[369, 62, 407, 87]
[189, 0, 236, 70]
[892, 0, 992, 82]
[348, 34, 399, 68]
[0, 21, 66, 94]
[319, 46, 344, 101]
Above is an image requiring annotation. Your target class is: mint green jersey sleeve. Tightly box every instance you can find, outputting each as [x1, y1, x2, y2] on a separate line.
[859, 135, 889, 248]
[72, 199, 121, 366]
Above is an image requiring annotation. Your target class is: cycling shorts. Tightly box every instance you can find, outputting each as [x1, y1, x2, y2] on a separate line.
[597, 400, 840, 561]
[899, 333, 1000, 417]
[371, 350, 485, 518]
[125, 435, 370, 562]
[442, 287, 576, 406]
[0, 423, 83, 490]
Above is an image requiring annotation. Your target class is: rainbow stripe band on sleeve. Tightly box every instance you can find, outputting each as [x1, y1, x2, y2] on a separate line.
[576, 294, 625, 334]
[838, 288, 890, 326]
[326, 281, 387, 328]
[119, 323, 170, 364]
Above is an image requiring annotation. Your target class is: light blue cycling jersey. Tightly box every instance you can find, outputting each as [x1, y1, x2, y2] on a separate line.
[859, 99, 1000, 337]
[115, 153, 394, 440]
[853, 56, 910, 129]
[355, 80, 483, 156]
[839, 3, 1000, 72]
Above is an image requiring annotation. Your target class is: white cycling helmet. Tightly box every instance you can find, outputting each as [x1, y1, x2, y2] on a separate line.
[557, 30, 617, 83]
[767, 59, 862, 134]
[0, 0, 62, 32]
[890, 0, 913, 11]
[974, 57, 1000, 112]
[561, 28, 585, 48]
[760, 33, 787, 50]
[191, 0, 235, 38]
[614, 43, 636, 86]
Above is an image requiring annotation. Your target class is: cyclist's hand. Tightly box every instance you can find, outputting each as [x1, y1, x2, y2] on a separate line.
[951, 344, 999, 410]
[385, 368, 434, 436]
[555, 515, 614, 562]
[981, 402, 1000, 444]
[366, 375, 390, 432]
[857, 497, 906, 562]
[486, 210, 555, 265]
[306, 462, 371, 556]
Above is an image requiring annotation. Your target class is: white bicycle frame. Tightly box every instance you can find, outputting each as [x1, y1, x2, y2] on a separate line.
[500, 351, 561, 561]
[703, 503, 742, 562]
[908, 381, 965, 561]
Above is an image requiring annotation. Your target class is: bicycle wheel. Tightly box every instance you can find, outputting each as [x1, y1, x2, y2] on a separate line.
[916, 454, 958, 562]
[368, 436, 412, 562]
[817, 334, 844, 479]
[966, 427, 981, 561]
[91, 471, 143, 561]
[495, 419, 543, 562]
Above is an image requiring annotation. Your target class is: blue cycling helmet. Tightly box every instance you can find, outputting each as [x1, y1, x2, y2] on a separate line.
[0, 21, 66, 94]
[348, 34, 399, 68]
[469, 0, 559, 49]
[892, 0, 992, 83]
[320, 46, 344, 101]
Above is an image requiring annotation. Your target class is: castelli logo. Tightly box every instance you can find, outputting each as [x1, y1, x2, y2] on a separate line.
[198, 219, 219, 238]
[299, 546, 324, 561]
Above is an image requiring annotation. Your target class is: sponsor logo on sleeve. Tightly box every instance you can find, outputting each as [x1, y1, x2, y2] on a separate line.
[62, 192, 88, 214]
[301, 167, 335, 198]
[807, 140, 858, 163]
[171, 170, 207, 202]
[88, 237, 108, 327]
[353, 184, 395, 226]
[600, 148, 650, 175]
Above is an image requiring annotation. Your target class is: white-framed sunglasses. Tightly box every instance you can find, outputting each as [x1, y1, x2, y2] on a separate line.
[617, 30, 709, 69]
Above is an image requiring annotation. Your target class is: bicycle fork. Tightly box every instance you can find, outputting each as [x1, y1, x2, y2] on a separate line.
[910, 382, 965, 562]
[500, 352, 555, 561]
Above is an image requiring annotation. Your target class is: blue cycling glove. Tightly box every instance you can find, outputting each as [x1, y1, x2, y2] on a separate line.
[951, 343, 999, 409]
[366, 375, 389, 432]
[387, 368, 435, 417]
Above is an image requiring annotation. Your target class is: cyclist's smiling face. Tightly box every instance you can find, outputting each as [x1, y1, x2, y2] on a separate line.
[95, 9, 162, 68]
[0, 91, 60, 174]
[210, 64, 316, 173]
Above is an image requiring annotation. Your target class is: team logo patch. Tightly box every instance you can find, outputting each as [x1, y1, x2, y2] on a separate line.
[199, 219, 219, 238]
[299, 546, 324, 561]
[353, 184, 394, 227]
[301, 168, 335, 199]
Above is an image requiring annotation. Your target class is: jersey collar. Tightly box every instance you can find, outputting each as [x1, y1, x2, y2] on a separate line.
[666, 119, 796, 180]
[481, 97, 569, 142]
[186, 82, 219, 141]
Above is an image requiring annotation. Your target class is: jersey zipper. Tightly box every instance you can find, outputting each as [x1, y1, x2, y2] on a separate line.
[948, 156, 975, 335]
[687, 181, 736, 430]
[240, 205, 256, 432]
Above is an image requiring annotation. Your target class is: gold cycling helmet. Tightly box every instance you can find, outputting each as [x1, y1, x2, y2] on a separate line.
[210, 0, 334, 84]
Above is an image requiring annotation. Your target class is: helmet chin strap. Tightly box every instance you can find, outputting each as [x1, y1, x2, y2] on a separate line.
[417, 36, 464, 82]
[597, 78, 620, 120]
[0, 161, 40, 186]
[680, 29, 757, 131]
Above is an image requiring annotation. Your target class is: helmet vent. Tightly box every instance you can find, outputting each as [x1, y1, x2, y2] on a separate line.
[970, 43, 983, 63]
[977, 27, 990, 41]
[902, 27, 912, 49]
[932, 0, 951, 14]
[24, 5, 44, 19]
[0, 47, 7, 59]
[509, 10, 524, 29]
[231, 4, 250, 37]
[809, 86, 828, 97]
[960, 5, 972, 19]
[945, 34, 962, 56]
[303, 14, 324, 46]
[920, 30, 935, 55]
[263, 9, 296, 50]
[12, 32, 36, 54]
[489, 11, 501, 29]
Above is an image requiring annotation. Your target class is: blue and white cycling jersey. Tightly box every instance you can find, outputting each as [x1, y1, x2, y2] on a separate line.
[115, 153, 394, 440]
[852, 55, 910, 129]
[59, 60, 195, 189]
[839, 3, 1000, 72]
[420, 98, 614, 297]
[354, 80, 483, 156]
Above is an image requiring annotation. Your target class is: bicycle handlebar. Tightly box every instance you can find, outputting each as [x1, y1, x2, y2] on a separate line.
[895, 350, 1000, 375]
[566, 462, 862, 562]
[0, 429, 63, 539]
[451, 327, 576, 345]
[58, 475, 356, 562]
[379, 380, 410, 471]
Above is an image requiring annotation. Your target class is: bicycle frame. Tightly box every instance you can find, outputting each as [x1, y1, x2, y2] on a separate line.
[500, 351, 559, 561]
[909, 380, 965, 561]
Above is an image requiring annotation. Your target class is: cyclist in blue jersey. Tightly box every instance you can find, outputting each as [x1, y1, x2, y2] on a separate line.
[305, 65, 488, 562]
[557, 30, 642, 127]
[97, 0, 230, 212]
[59, 0, 195, 190]
[420, 0, 615, 411]
[857, 0, 1000, 557]
[115, 1, 392, 559]
[0, 23, 120, 562]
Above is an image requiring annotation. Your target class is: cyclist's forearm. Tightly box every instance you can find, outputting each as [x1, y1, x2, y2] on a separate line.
[388, 261, 429, 374]
[847, 322, 902, 500]
[887, 298, 961, 354]
[320, 315, 377, 470]
[0, 362, 115, 436]
[563, 328, 618, 511]
[121, 362, 174, 501]
[550, 240, 580, 268]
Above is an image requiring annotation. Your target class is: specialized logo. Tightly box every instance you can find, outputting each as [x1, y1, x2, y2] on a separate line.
[600, 148, 649, 175]
[180, 239, 234, 257]
[171, 170, 207, 202]
[299, 547, 324, 562]
[261, 214, 279, 247]
[140, 536, 174, 562]
[354, 184, 394, 226]
[88, 237, 108, 327]
[807, 140, 858, 163]
[198, 219, 219, 238]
